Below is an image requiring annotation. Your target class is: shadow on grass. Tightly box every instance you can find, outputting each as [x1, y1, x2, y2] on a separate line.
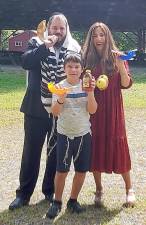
[0, 201, 123, 225]
[55, 203, 123, 225]
[0, 200, 53, 225]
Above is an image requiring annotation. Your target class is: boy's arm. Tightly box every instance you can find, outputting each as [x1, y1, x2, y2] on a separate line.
[51, 95, 66, 117]
[87, 92, 97, 114]
[86, 77, 97, 114]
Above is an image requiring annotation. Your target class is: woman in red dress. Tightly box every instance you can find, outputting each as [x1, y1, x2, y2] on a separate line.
[82, 22, 135, 207]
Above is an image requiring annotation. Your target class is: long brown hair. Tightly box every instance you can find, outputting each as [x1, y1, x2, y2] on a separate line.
[82, 22, 119, 75]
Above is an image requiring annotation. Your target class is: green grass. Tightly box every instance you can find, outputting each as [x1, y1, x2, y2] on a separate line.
[0, 67, 146, 126]
[123, 72, 146, 108]
[0, 71, 25, 127]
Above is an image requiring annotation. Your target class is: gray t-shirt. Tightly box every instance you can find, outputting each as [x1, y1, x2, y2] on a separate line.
[52, 79, 91, 139]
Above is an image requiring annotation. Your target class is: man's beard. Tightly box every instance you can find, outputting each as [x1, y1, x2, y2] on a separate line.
[54, 36, 66, 48]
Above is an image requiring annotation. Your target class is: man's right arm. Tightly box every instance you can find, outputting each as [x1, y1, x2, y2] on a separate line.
[21, 38, 49, 70]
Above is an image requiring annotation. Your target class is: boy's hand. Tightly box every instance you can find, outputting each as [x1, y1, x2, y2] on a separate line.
[55, 84, 67, 103]
[86, 77, 96, 92]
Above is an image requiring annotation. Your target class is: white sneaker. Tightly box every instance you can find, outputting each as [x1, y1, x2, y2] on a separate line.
[125, 189, 136, 207]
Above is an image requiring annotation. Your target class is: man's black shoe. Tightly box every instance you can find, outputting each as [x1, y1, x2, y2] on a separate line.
[46, 200, 62, 219]
[9, 197, 29, 210]
[67, 199, 85, 214]
[45, 193, 54, 203]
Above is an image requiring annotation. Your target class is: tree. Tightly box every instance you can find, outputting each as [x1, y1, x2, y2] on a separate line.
[1, 30, 14, 50]
[113, 32, 137, 51]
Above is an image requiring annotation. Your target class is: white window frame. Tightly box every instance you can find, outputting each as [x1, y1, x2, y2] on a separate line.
[15, 41, 23, 47]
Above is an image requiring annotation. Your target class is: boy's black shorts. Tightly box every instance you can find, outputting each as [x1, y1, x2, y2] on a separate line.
[56, 132, 91, 172]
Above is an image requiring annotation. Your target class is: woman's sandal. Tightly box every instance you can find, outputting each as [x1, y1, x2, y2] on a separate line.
[124, 189, 136, 208]
[94, 190, 104, 207]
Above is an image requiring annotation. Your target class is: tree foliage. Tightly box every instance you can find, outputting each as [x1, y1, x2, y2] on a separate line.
[0, 30, 15, 50]
[1, 30, 137, 51]
[113, 32, 137, 51]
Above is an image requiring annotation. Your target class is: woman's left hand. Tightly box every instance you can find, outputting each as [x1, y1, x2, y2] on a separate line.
[116, 58, 126, 73]
[112, 50, 126, 72]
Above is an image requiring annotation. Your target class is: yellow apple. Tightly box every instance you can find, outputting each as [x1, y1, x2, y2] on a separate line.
[96, 75, 109, 90]
[99, 74, 108, 82]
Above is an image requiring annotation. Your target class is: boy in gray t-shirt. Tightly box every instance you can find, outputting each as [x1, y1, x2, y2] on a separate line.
[46, 52, 97, 219]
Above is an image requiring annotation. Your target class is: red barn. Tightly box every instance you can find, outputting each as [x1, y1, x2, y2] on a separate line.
[8, 30, 37, 52]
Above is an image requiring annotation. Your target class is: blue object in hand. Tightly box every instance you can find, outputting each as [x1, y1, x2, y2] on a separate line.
[119, 50, 136, 60]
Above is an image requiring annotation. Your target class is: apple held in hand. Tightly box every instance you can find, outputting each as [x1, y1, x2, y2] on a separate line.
[96, 74, 109, 91]
[99, 75, 109, 82]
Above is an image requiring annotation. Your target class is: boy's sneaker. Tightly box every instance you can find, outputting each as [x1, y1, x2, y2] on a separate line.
[67, 199, 85, 214]
[46, 200, 62, 219]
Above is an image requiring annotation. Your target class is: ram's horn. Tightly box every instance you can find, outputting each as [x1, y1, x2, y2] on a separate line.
[37, 20, 46, 41]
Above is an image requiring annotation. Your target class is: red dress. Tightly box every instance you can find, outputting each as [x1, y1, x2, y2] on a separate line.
[90, 64, 132, 174]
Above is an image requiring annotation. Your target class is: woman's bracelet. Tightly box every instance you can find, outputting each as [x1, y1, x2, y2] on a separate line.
[57, 99, 64, 105]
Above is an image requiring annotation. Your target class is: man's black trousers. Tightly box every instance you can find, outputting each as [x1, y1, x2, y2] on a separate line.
[16, 114, 57, 201]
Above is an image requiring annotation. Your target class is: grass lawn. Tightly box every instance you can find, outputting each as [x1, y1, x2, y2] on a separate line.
[0, 69, 25, 127]
[123, 66, 146, 108]
[0, 66, 146, 127]
[0, 65, 146, 225]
